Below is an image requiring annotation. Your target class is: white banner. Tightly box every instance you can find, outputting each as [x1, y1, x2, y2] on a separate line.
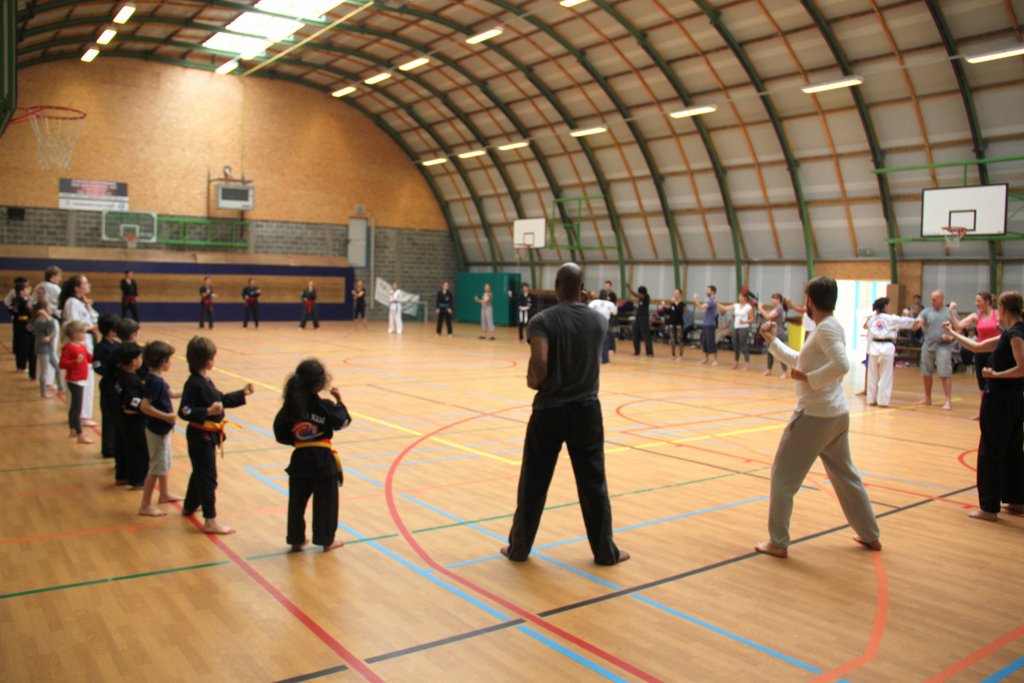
[375, 277, 420, 314]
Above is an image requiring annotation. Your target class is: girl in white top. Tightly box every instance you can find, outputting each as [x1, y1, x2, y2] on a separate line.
[60, 274, 99, 423]
[387, 281, 403, 335]
[864, 297, 918, 407]
[475, 283, 495, 340]
[731, 292, 753, 371]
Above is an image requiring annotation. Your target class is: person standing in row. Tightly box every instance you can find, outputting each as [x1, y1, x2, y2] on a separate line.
[629, 284, 653, 357]
[917, 290, 954, 410]
[661, 289, 686, 361]
[758, 293, 789, 377]
[32, 300, 64, 398]
[943, 292, 1024, 521]
[352, 280, 367, 333]
[116, 343, 149, 490]
[502, 263, 629, 565]
[603, 280, 618, 353]
[731, 291, 754, 372]
[31, 267, 63, 390]
[274, 359, 351, 553]
[10, 280, 36, 379]
[198, 277, 216, 329]
[755, 276, 881, 558]
[60, 275, 98, 426]
[864, 298, 919, 408]
[695, 285, 719, 366]
[242, 278, 261, 329]
[120, 270, 140, 322]
[300, 280, 319, 330]
[588, 289, 618, 364]
[511, 283, 534, 344]
[139, 341, 183, 517]
[435, 280, 454, 337]
[387, 281, 404, 335]
[475, 283, 495, 340]
[59, 320, 94, 445]
[949, 292, 999, 420]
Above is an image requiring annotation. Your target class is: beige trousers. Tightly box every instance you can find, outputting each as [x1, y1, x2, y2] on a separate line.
[768, 411, 880, 548]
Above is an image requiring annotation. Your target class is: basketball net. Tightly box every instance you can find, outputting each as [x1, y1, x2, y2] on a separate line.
[124, 234, 139, 250]
[941, 226, 966, 250]
[10, 106, 87, 170]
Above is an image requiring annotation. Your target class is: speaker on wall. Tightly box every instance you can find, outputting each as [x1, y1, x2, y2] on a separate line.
[6, 207, 26, 221]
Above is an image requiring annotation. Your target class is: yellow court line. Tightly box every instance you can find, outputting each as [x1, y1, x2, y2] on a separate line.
[200, 361, 519, 465]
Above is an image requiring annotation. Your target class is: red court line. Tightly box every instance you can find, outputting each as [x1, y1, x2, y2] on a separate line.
[0, 518, 174, 545]
[175, 504, 383, 683]
[923, 622, 1024, 682]
[958, 448, 978, 472]
[384, 407, 664, 683]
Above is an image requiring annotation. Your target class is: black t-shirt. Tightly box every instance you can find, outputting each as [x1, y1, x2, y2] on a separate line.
[664, 301, 685, 325]
[117, 369, 145, 422]
[242, 286, 260, 301]
[988, 322, 1024, 394]
[178, 373, 247, 442]
[527, 302, 605, 409]
[436, 290, 453, 309]
[636, 292, 651, 318]
[274, 396, 352, 478]
[143, 373, 174, 435]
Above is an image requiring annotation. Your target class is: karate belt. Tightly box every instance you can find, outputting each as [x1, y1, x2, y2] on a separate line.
[304, 299, 315, 313]
[189, 418, 241, 457]
[123, 296, 137, 303]
[245, 298, 258, 304]
[201, 298, 214, 310]
[16, 315, 29, 321]
[294, 439, 344, 481]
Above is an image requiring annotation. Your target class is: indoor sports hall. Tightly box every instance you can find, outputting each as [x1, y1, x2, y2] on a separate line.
[1, 1, 1023, 681]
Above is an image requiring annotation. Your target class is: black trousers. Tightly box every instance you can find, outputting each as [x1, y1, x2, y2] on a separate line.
[121, 300, 139, 322]
[973, 352, 992, 391]
[507, 400, 621, 565]
[287, 475, 339, 547]
[13, 322, 35, 377]
[977, 391, 1024, 513]
[436, 309, 453, 335]
[184, 429, 220, 519]
[243, 302, 259, 328]
[633, 315, 653, 356]
[67, 382, 83, 435]
[99, 384, 118, 459]
[300, 305, 319, 329]
[199, 304, 214, 328]
[122, 416, 149, 487]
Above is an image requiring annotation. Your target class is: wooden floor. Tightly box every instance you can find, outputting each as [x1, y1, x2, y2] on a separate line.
[2, 320, 1022, 682]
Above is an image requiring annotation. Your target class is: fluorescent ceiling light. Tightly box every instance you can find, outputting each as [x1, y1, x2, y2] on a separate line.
[964, 44, 1024, 64]
[497, 141, 529, 151]
[457, 150, 487, 159]
[560, 0, 590, 6]
[81, 48, 100, 63]
[398, 57, 430, 72]
[800, 76, 863, 94]
[112, 4, 135, 24]
[255, 0, 346, 20]
[331, 86, 356, 97]
[203, 33, 274, 59]
[227, 12, 304, 42]
[364, 72, 392, 85]
[570, 126, 607, 138]
[97, 29, 117, 45]
[669, 104, 717, 119]
[215, 60, 240, 75]
[422, 157, 448, 167]
[466, 28, 503, 45]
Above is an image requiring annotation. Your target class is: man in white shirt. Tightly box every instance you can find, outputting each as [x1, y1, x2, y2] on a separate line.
[755, 276, 881, 558]
[588, 290, 618, 364]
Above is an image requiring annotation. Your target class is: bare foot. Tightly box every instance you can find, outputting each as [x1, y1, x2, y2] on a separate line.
[77, 435, 94, 444]
[158, 494, 184, 503]
[971, 415, 980, 421]
[1002, 504, 1024, 516]
[854, 537, 882, 551]
[68, 429, 77, 438]
[731, 363, 739, 370]
[915, 398, 932, 406]
[868, 402, 877, 407]
[741, 366, 749, 372]
[499, 545, 526, 562]
[711, 360, 718, 366]
[779, 372, 788, 379]
[942, 402, 952, 411]
[289, 538, 309, 552]
[202, 520, 236, 534]
[754, 541, 788, 558]
[323, 540, 345, 552]
[139, 506, 167, 517]
[181, 508, 197, 517]
[762, 370, 771, 376]
[697, 359, 707, 365]
[968, 509, 998, 521]
[129, 485, 144, 491]
[615, 550, 631, 564]
[855, 390, 867, 397]
[81, 419, 98, 427]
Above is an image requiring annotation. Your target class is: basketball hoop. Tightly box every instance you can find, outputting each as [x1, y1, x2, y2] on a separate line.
[124, 234, 138, 250]
[9, 106, 87, 170]
[941, 226, 967, 250]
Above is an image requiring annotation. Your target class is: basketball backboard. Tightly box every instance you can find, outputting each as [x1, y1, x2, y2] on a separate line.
[513, 217, 546, 249]
[920, 184, 1008, 237]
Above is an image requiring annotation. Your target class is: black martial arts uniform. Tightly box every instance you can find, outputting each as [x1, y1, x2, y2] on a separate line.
[273, 395, 352, 548]
[514, 292, 534, 341]
[199, 285, 215, 328]
[120, 278, 139, 321]
[976, 322, 1024, 514]
[242, 286, 261, 328]
[436, 289, 454, 335]
[94, 338, 120, 463]
[632, 290, 653, 357]
[300, 288, 319, 329]
[117, 368, 148, 487]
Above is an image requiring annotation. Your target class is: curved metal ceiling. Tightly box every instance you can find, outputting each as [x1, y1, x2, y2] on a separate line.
[13, 0, 1024, 287]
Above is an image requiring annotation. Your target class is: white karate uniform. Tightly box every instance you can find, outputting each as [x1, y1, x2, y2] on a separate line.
[388, 289, 403, 334]
[62, 296, 99, 419]
[866, 313, 916, 407]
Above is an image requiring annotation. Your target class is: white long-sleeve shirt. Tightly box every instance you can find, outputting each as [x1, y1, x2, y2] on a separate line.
[866, 313, 916, 357]
[769, 315, 850, 417]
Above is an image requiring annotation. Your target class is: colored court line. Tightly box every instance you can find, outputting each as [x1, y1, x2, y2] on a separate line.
[0, 561, 229, 600]
[923, 623, 1024, 682]
[174, 502, 384, 683]
[0, 517, 175, 545]
[382, 408, 664, 683]
[981, 656, 1024, 682]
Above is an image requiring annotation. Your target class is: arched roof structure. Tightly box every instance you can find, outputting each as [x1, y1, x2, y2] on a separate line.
[9, 0, 1024, 290]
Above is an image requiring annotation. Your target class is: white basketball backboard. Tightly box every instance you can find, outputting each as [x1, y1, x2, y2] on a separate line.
[513, 218, 546, 249]
[920, 184, 1008, 237]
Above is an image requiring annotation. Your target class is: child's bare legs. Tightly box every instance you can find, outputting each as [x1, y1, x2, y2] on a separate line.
[157, 475, 182, 503]
[139, 475, 166, 516]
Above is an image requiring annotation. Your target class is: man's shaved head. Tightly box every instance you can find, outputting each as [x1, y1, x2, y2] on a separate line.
[555, 263, 584, 302]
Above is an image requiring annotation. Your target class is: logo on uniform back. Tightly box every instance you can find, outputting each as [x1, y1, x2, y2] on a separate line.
[292, 421, 323, 441]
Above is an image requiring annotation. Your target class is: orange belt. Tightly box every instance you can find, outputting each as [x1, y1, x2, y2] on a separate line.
[189, 418, 241, 457]
[294, 439, 342, 475]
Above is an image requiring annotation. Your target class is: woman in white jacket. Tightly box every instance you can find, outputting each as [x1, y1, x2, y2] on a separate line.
[864, 297, 920, 408]
[59, 275, 99, 424]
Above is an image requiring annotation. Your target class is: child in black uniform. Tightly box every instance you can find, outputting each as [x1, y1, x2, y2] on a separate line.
[93, 313, 122, 461]
[116, 343, 148, 489]
[179, 336, 253, 534]
[273, 359, 350, 552]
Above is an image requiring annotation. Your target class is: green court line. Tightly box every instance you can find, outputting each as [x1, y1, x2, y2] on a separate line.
[0, 561, 230, 600]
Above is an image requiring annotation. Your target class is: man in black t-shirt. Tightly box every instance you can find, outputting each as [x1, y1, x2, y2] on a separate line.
[501, 263, 629, 566]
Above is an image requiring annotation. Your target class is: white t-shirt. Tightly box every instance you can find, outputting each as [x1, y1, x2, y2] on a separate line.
[62, 297, 99, 352]
[769, 316, 850, 417]
[733, 303, 752, 329]
[866, 313, 916, 357]
[588, 299, 617, 321]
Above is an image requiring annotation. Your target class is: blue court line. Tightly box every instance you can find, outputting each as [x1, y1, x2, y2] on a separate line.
[982, 655, 1024, 682]
[353, 454, 479, 471]
[396, 487, 825, 676]
[243, 466, 622, 678]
